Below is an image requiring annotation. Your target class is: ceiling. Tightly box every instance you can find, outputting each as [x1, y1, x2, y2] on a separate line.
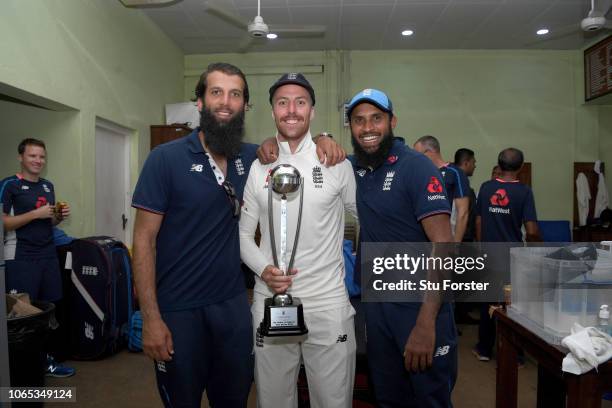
[137, 0, 612, 54]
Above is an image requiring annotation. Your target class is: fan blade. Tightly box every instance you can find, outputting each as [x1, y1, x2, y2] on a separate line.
[205, 1, 249, 29]
[237, 36, 256, 53]
[119, 0, 182, 7]
[268, 25, 326, 37]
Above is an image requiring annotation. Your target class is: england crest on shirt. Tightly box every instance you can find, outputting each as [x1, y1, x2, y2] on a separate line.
[43, 184, 50, 193]
[312, 166, 323, 188]
[383, 171, 395, 191]
[235, 157, 245, 176]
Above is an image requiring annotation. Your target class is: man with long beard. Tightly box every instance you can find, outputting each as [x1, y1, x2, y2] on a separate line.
[131, 62, 344, 408]
[347, 89, 458, 408]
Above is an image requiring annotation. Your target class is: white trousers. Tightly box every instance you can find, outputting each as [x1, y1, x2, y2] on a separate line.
[252, 302, 356, 408]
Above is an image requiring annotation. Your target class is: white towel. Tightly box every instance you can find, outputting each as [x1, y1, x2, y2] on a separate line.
[562, 323, 612, 374]
[594, 161, 609, 218]
[576, 172, 591, 226]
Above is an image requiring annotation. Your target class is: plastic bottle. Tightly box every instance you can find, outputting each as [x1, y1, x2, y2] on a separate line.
[598, 305, 612, 335]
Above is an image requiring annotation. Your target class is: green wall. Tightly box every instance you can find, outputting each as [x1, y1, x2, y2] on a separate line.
[0, 0, 184, 238]
[1, 1, 609, 236]
[185, 49, 611, 223]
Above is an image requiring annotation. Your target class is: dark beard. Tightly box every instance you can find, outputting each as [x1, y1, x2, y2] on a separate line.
[200, 107, 245, 158]
[351, 128, 394, 169]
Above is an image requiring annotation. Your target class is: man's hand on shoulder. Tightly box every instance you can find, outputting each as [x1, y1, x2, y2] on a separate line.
[257, 137, 279, 164]
[314, 133, 346, 167]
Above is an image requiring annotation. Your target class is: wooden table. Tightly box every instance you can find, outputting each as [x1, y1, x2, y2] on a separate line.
[495, 309, 612, 408]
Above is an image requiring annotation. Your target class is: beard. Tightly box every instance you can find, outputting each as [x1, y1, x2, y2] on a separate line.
[351, 127, 394, 169]
[200, 106, 245, 158]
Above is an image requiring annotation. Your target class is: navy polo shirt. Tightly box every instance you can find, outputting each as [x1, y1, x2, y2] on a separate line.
[476, 179, 537, 242]
[132, 129, 257, 312]
[351, 138, 452, 243]
[1, 175, 56, 260]
[439, 163, 469, 204]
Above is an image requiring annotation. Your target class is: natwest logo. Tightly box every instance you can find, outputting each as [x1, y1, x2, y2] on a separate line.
[427, 177, 443, 193]
[35, 196, 47, 208]
[490, 188, 510, 207]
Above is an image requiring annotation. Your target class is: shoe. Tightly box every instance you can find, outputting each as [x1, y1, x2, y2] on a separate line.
[472, 349, 491, 362]
[45, 355, 76, 378]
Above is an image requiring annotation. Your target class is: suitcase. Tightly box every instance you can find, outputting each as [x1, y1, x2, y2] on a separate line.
[63, 236, 135, 359]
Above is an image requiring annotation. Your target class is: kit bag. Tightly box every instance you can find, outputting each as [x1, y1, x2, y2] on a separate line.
[64, 236, 135, 359]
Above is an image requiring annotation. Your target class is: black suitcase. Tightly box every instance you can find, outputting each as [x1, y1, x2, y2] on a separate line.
[64, 236, 135, 359]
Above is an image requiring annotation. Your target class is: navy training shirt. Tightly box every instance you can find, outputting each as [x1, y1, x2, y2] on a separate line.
[351, 138, 452, 243]
[1, 175, 56, 260]
[350, 138, 452, 294]
[476, 179, 537, 242]
[439, 163, 469, 204]
[132, 129, 257, 312]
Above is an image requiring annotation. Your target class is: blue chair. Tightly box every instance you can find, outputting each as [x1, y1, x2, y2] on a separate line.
[537, 220, 571, 243]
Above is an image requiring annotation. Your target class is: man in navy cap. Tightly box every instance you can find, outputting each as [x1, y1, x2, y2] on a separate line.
[240, 72, 358, 408]
[347, 88, 458, 408]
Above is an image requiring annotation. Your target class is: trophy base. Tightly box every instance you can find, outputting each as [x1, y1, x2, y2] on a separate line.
[259, 295, 308, 337]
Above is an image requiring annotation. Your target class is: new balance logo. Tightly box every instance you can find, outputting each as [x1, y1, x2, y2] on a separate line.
[336, 334, 348, 343]
[434, 345, 450, 357]
[156, 361, 166, 373]
[255, 328, 264, 348]
[84, 322, 94, 340]
[356, 169, 366, 177]
[190, 164, 204, 172]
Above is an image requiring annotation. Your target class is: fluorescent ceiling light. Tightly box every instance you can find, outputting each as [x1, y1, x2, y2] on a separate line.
[536, 28, 549, 35]
[402, 30, 414, 36]
[267, 33, 278, 39]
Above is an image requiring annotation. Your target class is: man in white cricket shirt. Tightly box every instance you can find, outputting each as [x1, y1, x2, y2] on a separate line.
[239, 72, 357, 408]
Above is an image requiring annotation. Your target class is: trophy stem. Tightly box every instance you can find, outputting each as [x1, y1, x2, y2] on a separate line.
[268, 183, 279, 268]
[286, 180, 304, 274]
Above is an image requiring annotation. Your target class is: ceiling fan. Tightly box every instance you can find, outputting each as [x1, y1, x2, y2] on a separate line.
[204, 0, 326, 52]
[527, 0, 611, 45]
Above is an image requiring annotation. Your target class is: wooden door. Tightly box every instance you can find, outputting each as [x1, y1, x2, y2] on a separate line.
[517, 162, 532, 187]
[150, 124, 192, 150]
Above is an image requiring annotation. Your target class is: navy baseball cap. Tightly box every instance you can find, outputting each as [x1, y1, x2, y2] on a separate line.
[269, 73, 316, 105]
[347, 88, 393, 118]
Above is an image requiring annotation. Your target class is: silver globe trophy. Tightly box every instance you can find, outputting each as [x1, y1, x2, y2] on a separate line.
[258, 164, 309, 337]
